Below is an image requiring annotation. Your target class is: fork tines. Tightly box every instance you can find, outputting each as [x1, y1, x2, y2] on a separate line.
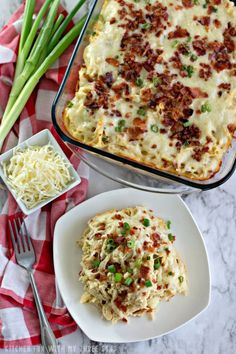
[9, 217, 33, 254]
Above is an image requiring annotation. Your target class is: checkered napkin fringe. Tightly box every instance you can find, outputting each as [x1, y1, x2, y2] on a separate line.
[0, 0, 89, 348]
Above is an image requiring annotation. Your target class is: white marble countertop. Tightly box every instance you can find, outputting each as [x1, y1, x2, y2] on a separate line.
[1, 1, 236, 353]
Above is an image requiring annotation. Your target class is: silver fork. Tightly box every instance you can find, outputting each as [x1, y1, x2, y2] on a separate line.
[9, 217, 58, 354]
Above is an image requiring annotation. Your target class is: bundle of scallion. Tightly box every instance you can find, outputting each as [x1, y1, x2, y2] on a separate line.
[0, 0, 87, 149]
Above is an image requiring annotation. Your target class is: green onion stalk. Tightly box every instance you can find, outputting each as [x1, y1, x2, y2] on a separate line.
[3, 0, 86, 121]
[3, 0, 61, 120]
[4, 0, 52, 120]
[48, 0, 86, 53]
[0, 15, 87, 148]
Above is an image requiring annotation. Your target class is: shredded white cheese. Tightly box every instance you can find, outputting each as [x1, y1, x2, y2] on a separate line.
[2, 144, 73, 209]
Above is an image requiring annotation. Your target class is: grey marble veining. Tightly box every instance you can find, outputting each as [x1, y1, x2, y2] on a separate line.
[0, 1, 236, 354]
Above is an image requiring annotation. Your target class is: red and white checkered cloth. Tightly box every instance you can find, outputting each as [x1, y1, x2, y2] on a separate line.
[0, 0, 89, 348]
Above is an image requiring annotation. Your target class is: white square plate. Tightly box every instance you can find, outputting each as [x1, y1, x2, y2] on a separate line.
[0, 129, 81, 215]
[53, 188, 210, 343]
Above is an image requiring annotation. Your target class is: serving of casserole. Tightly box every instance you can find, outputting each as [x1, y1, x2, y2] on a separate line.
[79, 206, 188, 323]
[63, 0, 236, 181]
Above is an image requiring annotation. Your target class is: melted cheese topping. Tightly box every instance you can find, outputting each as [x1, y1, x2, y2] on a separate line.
[79, 206, 187, 323]
[65, 0, 236, 180]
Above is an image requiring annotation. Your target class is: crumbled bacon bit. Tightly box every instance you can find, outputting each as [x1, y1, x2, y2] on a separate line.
[141, 88, 153, 102]
[192, 38, 208, 56]
[199, 63, 212, 81]
[168, 26, 190, 39]
[223, 23, 236, 52]
[103, 72, 114, 88]
[128, 126, 146, 141]
[106, 57, 119, 67]
[192, 146, 209, 161]
[181, 0, 193, 8]
[228, 124, 236, 134]
[95, 274, 107, 281]
[209, 44, 232, 72]
[198, 16, 210, 27]
[190, 87, 209, 98]
[114, 298, 127, 312]
[112, 109, 122, 117]
[218, 83, 231, 93]
[113, 214, 122, 220]
[133, 118, 147, 131]
[84, 73, 93, 82]
[99, 223, 106, 230]
[115, 236, 125, 244]
[140, 265, 150, 279]
[213, 19, 221, 28]
[151, 233, 161, 241]
[110, 17, 116, 24]
[171, 124, 201, 146]
[95, 233, 102, 239]
[177, 43, 190, 56]
[112, 82, 129, 96]
[207, 5, 217, 15]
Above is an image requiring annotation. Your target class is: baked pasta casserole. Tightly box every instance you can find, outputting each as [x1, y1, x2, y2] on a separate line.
[64, 0, 236, 180]
[79, 207, 187, 323]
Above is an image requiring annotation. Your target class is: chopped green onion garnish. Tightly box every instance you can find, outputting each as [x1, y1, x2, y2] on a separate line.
[141, 23, 151, 30]
[146, 255, 151, 260]
[182, 65, 194, 78]
[124, 277, 133, 286]
[151, 124, 159, 133]
[190, 54, 198, 61]
[124, 222, 130, 231]
[114, 273, 122, 282]
[186, 36, 192, 43]
[168, 271, 174, 276]
[183, 121, 191, 127]
[194, 0, 199, 4]
[127, 267, 133, 274]
[184, 140, 190, 147]
[67, 101, 73, 108]
[145, 280, 152, 287]
[152, 77, 161, 86]
[171, 40, 179, 48]
[137, 107, 147, 116]
[166, 220, 171, 229]
[119, 119, 126, 126]
[179, 275, 184, 283]
[127, 239, 135, 248]
[135, 78, 144, 87]
[121, 222, 130, 235]
[135, 258, 142, 268]
[203, 0, 209, 8]
[92, 259, 100, 268]
[143, 218, 150, 227]
[115, 119, 126, 132]
[106, 239, 117, 252]
[168, 233, 175, 241]
[154, 259, 161, 270]
[201, 102, 211, 113]
[107, 264, 116, 273]
[102, 136, 109, 143]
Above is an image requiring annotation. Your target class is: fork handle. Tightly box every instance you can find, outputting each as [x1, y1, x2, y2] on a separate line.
[28, 270, 58, 354]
